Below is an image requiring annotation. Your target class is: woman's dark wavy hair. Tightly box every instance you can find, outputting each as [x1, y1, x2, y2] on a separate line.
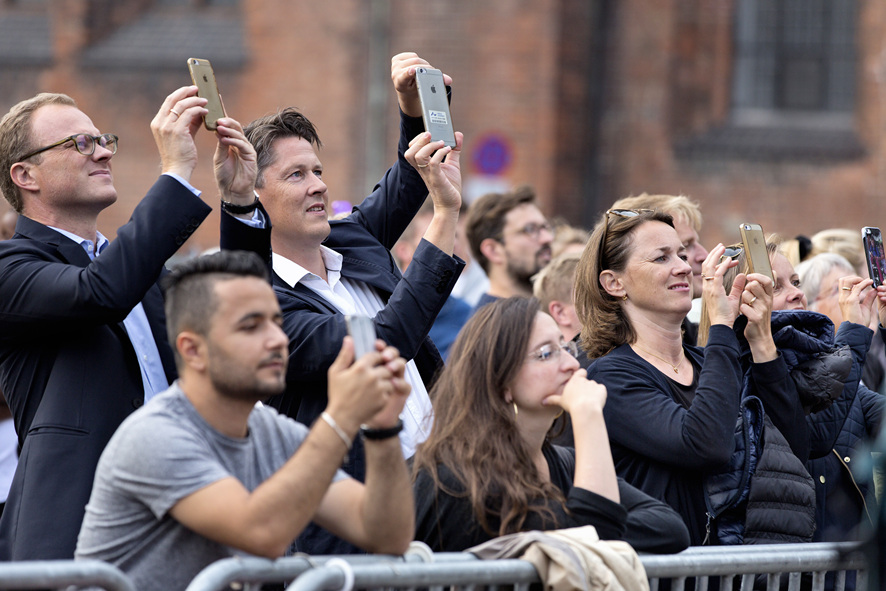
[575, 210, 675, 358]
[412, 297, 565, 536]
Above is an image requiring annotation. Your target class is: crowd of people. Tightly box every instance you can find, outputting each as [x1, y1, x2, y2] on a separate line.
[0, 51, 883, 590]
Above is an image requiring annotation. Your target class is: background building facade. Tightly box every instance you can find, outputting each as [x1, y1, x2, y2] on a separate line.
[1, 0, 885, 252]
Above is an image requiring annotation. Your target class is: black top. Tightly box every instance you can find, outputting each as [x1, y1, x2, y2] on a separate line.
[413, 444, 689, 553]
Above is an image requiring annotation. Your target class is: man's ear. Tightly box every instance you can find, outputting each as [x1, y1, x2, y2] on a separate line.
[9, 162, 38, 193]
[598, 269, 625, 299]
[176, 331, 208, 373]
[548, 300, 567, 326]
[479, 237, 505, 266]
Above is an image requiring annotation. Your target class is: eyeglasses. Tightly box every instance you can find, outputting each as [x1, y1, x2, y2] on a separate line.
[511, 221, 553, 240]
[527, 340, 579, 363]
[598, 209, 654, 270]
[719, 244, 743, 262]
[19, 133, 119, 162]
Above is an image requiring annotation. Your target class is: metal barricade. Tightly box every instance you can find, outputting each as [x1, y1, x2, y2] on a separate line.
[185, 541, 870, 591]
[0, 559, 135, 591]
[644, 542, 868, 591]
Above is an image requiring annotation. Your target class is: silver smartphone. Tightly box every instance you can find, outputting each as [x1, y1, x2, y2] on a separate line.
[345, 315, 377, 359]
[863, 226, 886, 287]
[414, 67, 456, 148]
[187, 58, 226, 131]
[739, 223, 773, 281]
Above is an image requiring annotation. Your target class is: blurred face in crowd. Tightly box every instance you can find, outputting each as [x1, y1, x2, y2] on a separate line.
[770, 253, 807, 311]
[500, 203, 553, 285]
[671, 215, 707, 299]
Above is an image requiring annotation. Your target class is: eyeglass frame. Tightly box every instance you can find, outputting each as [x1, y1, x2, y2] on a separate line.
[18, 133, 119, 162]
[507, 221, 553, 241]
[597, 208, 654, 272]
[526, 339, 579, 363]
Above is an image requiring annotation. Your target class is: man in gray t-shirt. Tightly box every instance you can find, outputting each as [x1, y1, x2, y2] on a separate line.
[75, 250, 415, 591]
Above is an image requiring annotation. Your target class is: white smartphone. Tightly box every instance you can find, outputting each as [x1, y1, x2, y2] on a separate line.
[345, 315, 377, 359]
[414, 67, 456, 148]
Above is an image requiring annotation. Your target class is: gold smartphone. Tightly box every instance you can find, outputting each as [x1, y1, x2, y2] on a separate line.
[739, 223, 773, 281]
[186, 58, 225, 131]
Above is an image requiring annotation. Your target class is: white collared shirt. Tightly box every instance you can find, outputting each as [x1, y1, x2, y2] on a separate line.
[273, 246, 433, 458]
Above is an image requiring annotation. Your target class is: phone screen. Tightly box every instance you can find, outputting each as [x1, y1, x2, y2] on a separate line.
[187, 58, 225, 131]
[863, 227, 886, 287]
[414, 67, 456, 148]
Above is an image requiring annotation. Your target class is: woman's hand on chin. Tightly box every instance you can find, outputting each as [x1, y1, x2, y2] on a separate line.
[544, 370, 607, 420]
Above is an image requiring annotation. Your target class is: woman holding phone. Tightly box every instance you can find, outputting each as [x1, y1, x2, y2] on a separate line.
[411, 296, 689, 553]
[575, 209, 813, 546]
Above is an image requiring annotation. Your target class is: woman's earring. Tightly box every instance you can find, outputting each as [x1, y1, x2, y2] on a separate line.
[622, 294, 628, 301]
[513, 402, 519, 417]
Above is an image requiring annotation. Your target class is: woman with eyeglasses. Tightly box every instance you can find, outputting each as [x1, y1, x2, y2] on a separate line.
[411, 296, 690, 553]
[574, 209, 814, 547]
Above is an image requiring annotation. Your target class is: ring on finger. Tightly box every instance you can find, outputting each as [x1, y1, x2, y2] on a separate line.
[416, 162, 429, 169]
[702, 273, 715, 281]
[170, 108, 181, 117]
[841, 286, 852, 291]
[748, 296, 757, 305]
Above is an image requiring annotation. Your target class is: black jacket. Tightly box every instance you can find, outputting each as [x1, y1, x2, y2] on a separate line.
[413, 444, 690, 554]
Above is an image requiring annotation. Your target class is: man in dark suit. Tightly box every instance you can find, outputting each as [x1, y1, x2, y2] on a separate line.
[219, 52, 464, 554]
[0, 85, 239, 559]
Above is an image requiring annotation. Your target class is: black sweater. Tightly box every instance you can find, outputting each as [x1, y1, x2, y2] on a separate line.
[413, 444, 690, 553]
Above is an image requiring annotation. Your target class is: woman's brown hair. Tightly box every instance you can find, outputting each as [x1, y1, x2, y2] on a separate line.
[411, 297, 565, 536]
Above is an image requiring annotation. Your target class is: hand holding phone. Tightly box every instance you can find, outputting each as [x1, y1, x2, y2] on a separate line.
[739, 223, 773, 281]
[187, 58, 226, 131]
[414, 67, 456, 148]
[345, 315, 377, 359]
[863, 227, 886, 287]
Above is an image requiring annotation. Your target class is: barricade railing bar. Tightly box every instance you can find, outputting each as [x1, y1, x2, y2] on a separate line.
[184, 541, 869, 591]
[0, 559, 135, 591]
[643, 542, 868, 591]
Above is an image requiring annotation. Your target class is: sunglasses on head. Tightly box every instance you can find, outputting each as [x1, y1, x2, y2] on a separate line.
[598, 209, 654, 271]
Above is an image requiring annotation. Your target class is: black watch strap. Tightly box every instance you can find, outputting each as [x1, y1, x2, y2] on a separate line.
[221, 195, 260, 214]
[360, 419, 404, 441]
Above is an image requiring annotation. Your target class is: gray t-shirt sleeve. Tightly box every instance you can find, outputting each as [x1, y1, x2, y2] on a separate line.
[105, 413, 233, 520]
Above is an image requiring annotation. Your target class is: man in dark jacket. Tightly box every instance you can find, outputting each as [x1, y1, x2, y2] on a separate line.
[0, 86, 221, 559]
[220, 52, 464, 554]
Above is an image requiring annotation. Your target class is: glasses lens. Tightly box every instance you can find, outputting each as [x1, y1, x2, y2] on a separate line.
[72, 134, 93, 155]
[564, 341, 578, 358]
[99, 134, 118, 153]
[609, 209, 641, 218]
